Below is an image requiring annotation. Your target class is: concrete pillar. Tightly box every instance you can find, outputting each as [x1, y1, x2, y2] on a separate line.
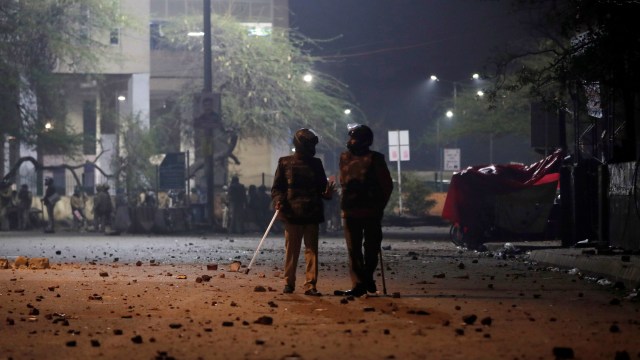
[128, 73, 150, 129]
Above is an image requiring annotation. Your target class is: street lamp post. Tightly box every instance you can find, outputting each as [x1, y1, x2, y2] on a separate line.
[429, 73, 485, 176]
[203, 0, 215, 227]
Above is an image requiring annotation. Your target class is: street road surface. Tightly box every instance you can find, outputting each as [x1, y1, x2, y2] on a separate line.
[0, 228, 638, 359]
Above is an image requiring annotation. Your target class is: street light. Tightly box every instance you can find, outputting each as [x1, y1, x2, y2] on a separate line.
[429, 73, 483, 106]
[435, 110, 455, 191]
[303, 73, 313, 83]
[428, 73, 485, 176]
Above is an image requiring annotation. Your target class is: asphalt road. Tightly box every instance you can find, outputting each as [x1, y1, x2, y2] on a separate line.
[0, 226, 452, 265]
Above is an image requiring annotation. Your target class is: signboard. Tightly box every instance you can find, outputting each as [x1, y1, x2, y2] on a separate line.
[159, 152, 186, 191]
[443, 148, 461, 171]
[388, 130, 410, 161]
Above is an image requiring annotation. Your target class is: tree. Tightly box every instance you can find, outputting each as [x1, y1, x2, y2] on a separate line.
[488, 0, 640, 162]
[0, 0, 124, 176]
[385, 172, 436, 217]
[426, 84, 532, 147]
[153, 14, 359, 153]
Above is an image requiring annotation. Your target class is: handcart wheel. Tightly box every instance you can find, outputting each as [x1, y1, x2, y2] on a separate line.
[449, 224, 465, 247]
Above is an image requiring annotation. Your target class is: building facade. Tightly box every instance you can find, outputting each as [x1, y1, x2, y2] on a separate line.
[14, 0, 289, 199]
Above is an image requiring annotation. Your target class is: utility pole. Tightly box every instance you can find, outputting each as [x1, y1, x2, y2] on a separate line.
[203, 0, 214, 227]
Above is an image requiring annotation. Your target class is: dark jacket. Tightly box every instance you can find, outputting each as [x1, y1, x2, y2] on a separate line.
[271, 153, 328, 224]
[43, 185, 58, 206]
[94, 190, 113, 215]
[339, 150, 393, 219]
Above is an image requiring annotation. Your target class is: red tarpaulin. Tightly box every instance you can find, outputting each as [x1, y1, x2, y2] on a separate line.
[442, 149, 564, 239]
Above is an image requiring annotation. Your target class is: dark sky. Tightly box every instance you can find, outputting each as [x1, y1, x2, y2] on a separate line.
[289, 0, 535, 169]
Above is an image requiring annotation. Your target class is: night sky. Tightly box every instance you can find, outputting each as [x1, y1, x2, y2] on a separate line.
[289, 0, 536, 170]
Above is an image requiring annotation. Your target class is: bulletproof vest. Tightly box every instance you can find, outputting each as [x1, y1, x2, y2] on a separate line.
[340, 151, 381, 210]
[282, 156, 323, 221]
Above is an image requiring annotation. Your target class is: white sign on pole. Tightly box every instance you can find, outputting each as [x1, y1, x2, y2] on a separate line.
[443, 148, 461, 171]
[388, 130, 410, 161]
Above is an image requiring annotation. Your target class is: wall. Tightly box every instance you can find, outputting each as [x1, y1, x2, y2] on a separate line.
[609, 162, 640, 250]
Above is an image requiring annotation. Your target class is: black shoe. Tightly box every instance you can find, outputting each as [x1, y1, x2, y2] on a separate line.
[283, 285, 294, 294]
[304, 288, 322, 296]
[343, 287, 367, 297]
[365, 281, 377, 294]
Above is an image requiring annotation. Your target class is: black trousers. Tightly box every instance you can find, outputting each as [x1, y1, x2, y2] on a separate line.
[343, 217, 382, 289]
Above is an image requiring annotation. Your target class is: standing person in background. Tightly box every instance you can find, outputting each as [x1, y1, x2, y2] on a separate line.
[43, 177, 59, 233]
[0, 180, 14, 230]
[256, 184, 271, 226]
[247, 184, 259, 231]
[220, 185, 229, 231]
[17, 184, 32, 230]
[337, 124, 393, 297]
[271, 128, 335, 296]
[69, 187, 87, 231]
[227, 176, 247, 234]
[93, 184, 113, 233]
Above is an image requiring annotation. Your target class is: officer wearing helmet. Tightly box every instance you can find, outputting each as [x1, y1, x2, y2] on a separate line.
[271, 128, 335, 296]
[337, 124, 393, 297]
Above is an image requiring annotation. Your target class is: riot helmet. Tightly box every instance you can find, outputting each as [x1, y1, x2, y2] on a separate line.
[44, 177, 54, 186]
[293, 128, 318, 156]
[346, 124, 373, 154]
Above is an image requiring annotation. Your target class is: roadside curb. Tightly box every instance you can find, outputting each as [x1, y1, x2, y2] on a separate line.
[527, 248, 640, 288]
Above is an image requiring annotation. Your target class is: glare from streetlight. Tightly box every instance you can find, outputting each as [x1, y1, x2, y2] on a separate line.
[477, 90, 484, 97]
[430, 75, 438, 81]
[446, 110, 454, 118]
[117, 95, 126, 101]
[344, 109, 351, 115]
[303, 73, 313, 83]
[44, 121, 53, 130]
[472, 73, 480, 80]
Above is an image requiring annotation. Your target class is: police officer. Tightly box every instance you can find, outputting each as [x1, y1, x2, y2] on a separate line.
[271, 128, 335, 296]
[337, 124, 393, 297]
[93, 184, 113, 233]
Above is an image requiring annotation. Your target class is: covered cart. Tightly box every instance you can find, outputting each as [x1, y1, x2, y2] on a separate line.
[442, 149, 564, 249]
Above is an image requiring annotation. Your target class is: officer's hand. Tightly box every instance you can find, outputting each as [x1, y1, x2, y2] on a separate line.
[274, 201, 282, 211]
[324, 181, 336, 198]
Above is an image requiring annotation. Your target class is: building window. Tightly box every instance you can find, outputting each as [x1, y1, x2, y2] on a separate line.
[83, 100, 97, 155]
[110, 28, 120, 45]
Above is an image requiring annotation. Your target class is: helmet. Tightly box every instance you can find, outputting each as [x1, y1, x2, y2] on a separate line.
[44, 177, 53, 186]
[347, 124, 373, 153]
[293, 128, 318, 156]
[348, 124, 373, 146]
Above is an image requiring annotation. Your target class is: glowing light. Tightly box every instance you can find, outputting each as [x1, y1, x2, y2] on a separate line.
[303, 74, 313, 83]
[45, 121, 53, 130]
[446, 110, 454, 118]
[117, 95, 126, 101]
[430, 75, 438, 81]
[344, 109, 351, 115]
[187, 31, 205, 37]
[477, 90, 484, 97]
[472, 73, 480, 80]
